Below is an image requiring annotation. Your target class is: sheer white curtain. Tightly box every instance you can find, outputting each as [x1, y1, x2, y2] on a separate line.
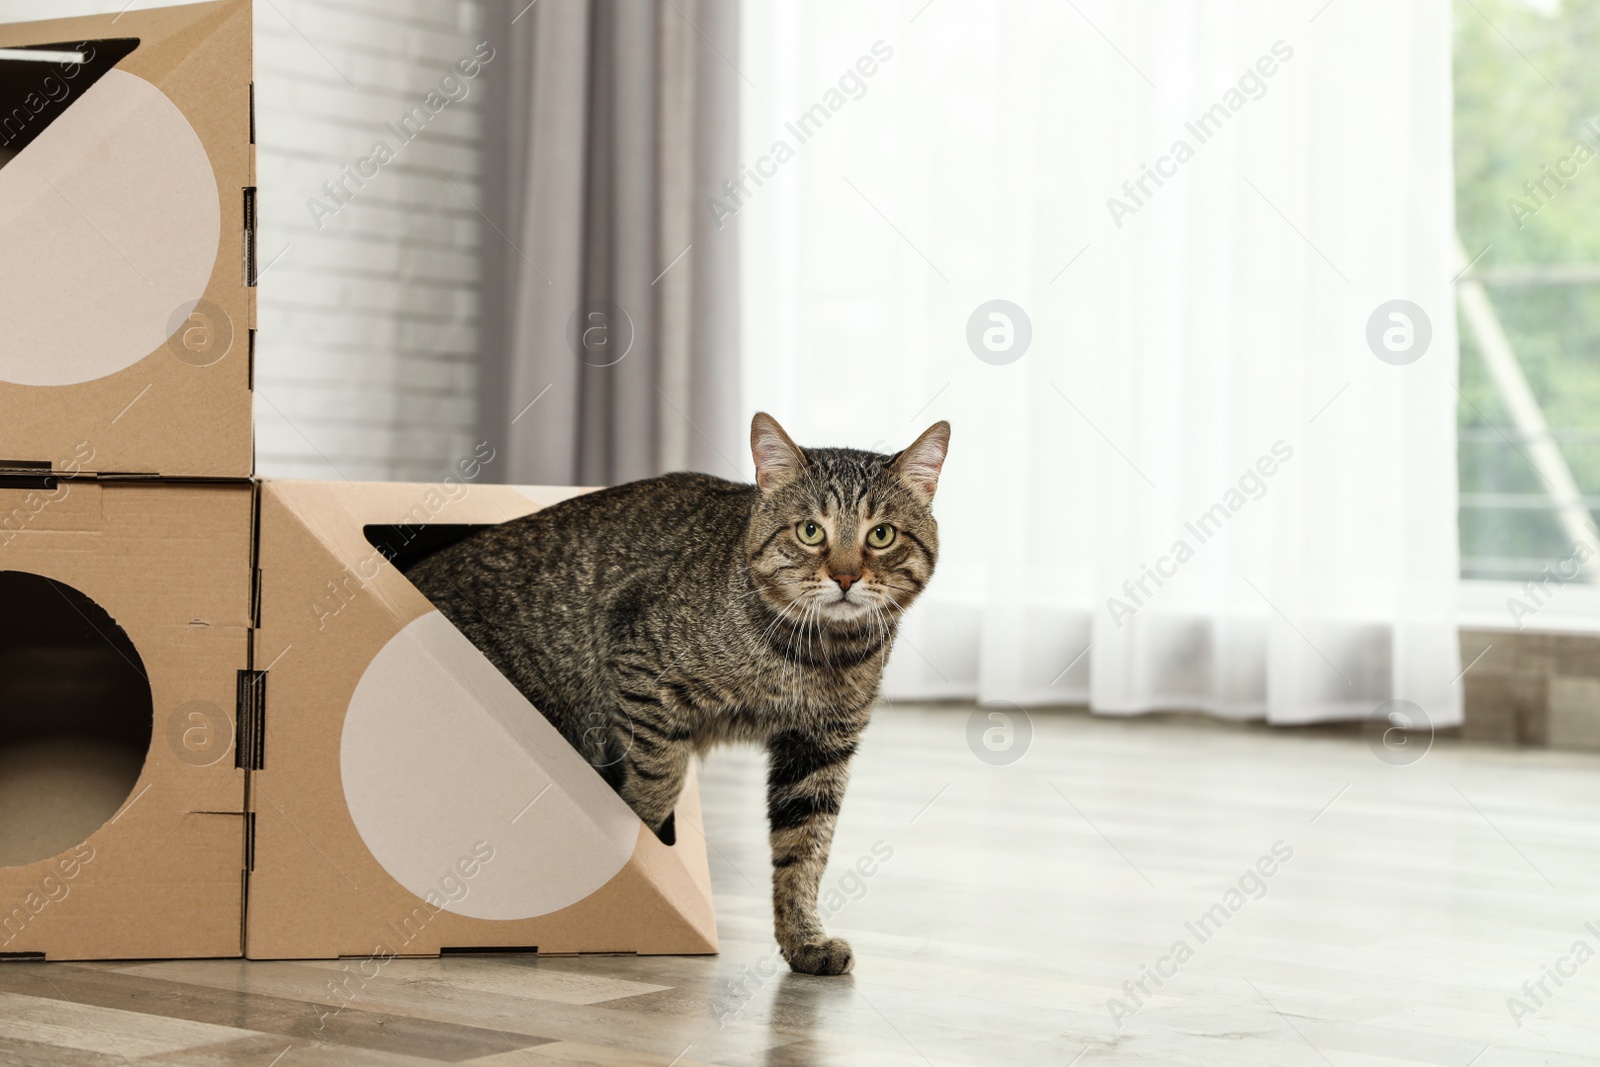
[737, 0, 1461, 726]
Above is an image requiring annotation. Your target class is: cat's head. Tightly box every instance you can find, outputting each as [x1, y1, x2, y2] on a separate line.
[745, 412, 949, 630]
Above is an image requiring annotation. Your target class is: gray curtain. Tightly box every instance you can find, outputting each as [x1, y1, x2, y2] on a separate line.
[480, 0, 743, 487]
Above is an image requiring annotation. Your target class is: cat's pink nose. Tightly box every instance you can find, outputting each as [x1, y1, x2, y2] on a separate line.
[833, 573, 859, 592]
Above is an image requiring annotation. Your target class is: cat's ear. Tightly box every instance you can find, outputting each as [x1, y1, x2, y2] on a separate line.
[892, 421, 950, 500]
[751, 412, 807, 491]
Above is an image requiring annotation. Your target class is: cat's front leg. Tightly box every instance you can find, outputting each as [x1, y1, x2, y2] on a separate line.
[766, 727, 860, 976]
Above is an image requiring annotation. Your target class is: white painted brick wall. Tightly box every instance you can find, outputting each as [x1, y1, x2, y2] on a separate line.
[253, 0, 490, 481]
[1, 0, 492, 482]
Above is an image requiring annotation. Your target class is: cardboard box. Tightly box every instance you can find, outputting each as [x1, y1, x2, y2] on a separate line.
[0, 0, 255, 479]
[0, 479, 252, 960]
[246, 480, 719, 959]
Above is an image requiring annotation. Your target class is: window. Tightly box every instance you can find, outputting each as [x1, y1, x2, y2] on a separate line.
[1455, 0, 1600, 583]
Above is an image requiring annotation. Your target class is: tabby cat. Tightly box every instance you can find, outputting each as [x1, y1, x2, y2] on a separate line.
[406, 413, 949, 975]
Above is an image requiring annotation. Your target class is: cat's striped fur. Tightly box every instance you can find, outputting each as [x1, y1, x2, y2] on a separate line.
[406, 413, 949, 975]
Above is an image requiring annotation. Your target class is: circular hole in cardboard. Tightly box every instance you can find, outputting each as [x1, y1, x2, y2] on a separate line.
[0, 571, 152, 869]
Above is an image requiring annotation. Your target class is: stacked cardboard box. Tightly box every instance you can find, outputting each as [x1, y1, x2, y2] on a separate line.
[0, 1, 715, 962]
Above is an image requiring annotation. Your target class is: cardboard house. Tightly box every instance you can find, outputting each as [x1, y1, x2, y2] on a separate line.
[0, 0, 716, 963]
[245, 480, 718, 959]
[0, 480, 253, 960]
[0, 474, 722, 961]
[0, 0, 255, 480]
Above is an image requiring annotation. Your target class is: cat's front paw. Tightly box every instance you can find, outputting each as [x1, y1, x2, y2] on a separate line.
[783, 937, 855, 976]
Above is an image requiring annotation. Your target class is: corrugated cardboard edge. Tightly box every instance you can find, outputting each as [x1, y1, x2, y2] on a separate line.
[245, 479, 718, 959]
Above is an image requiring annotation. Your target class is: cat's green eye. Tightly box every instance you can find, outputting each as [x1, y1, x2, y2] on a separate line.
[866, 524, 896, 549]
[796, 520, 826, 546]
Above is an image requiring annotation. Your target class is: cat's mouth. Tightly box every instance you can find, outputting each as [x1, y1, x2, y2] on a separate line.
[818, 588, 876, 622]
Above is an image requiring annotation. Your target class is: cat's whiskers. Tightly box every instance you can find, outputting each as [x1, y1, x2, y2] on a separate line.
[808, 594, 827, 671]
[803, 595, 820, 671]
[758, 594, 806, 660]
[786, 596, 816, 694]
[870, 598, 896, 646]
[867, 599, 891, 648]
[857, 597, 880, 645]
[758, 602, 807, 698]
[876, 590, 915, 644]
[765, 593, 804, 694]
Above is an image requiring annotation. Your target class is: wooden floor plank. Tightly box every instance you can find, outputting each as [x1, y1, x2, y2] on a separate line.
[5, 704, 1600, 1065]
[0, 962, 548, 1063]
[0, 990, 258, 1059]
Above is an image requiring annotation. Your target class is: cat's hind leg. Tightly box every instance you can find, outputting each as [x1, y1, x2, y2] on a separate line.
[611, 689, 693, 845]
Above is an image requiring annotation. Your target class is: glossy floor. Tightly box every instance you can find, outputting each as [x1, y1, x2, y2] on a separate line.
[3, 704, 1599, 1065]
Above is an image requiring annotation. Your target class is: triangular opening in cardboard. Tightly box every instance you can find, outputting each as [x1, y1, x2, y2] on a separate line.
[0, 570, 151, 869]
[361, 521, 680, 849]
[364, 523, 490, 574]
[0, 38, 139, 170]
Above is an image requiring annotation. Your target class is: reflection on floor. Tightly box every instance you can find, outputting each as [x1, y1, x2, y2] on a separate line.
[3, 703, 1599, 1065]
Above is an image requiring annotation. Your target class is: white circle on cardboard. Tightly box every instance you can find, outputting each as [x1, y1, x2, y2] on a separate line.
[341, 611, 641, 920]
[0, 68, 221, 387]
